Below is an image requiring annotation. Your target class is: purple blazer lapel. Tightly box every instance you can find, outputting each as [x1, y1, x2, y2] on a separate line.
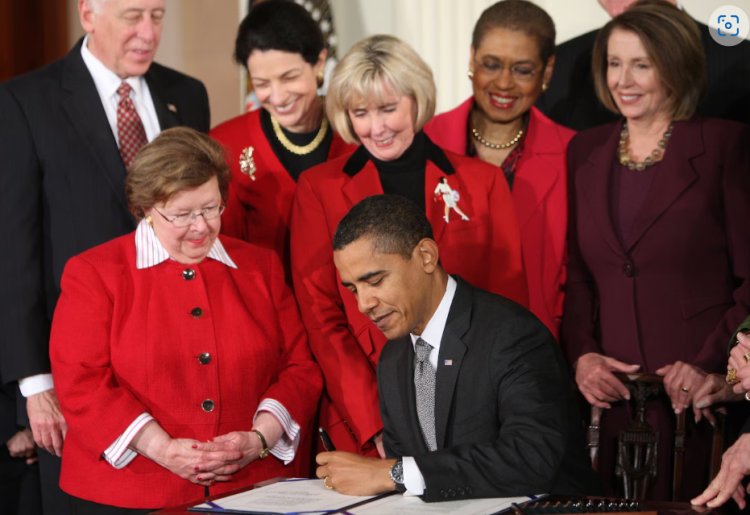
[576, 122, 624, 256]
[625, 120, 702, 252]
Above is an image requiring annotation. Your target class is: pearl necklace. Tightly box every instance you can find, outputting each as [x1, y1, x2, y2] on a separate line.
[271, 115, 329, 156]
[471, 125, 524, 150]
[618, 121, 674, 171]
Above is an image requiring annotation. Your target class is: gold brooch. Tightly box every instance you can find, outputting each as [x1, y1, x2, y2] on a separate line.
[239, 146, 257, 181]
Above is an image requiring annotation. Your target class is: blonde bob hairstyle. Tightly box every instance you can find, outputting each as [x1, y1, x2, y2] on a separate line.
[126, 127, 231, 220]
[592, 0, 705, 120]
[326, 34, 436, 144]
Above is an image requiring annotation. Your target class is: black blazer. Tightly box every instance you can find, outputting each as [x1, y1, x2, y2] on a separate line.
[0, 40, 210, 385]
[537, 22, 750, 130]
[377, 278, 600, 502]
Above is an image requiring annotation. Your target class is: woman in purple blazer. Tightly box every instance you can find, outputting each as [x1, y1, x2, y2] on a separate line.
[562, 0, 750, 500]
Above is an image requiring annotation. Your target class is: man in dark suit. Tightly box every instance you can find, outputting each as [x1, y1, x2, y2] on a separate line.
[1, 376, 41, 515]
[537, 0, 750, 130]
[0, 0, 209, 512]
[315, 195, 599, 501]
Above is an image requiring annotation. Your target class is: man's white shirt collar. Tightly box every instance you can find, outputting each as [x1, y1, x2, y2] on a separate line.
[410, 276, 457, 369]
[135, 219, 237, 270]
[80, 35, 160, 143]
[81, 35, 145, 103]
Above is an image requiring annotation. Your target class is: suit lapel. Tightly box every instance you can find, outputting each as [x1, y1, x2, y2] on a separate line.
[576, 122, 625, 256]
[624, 121, 701, 252]
[434, 279, 470, 450]
[392, 336, 428, 454]
[513, 113, 561, 230]
[60, 44, 129, 212]
[342, 161, 383, 205]
[145, 66, 180, 130]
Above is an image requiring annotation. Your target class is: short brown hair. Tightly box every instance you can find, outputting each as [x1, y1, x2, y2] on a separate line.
[126, 127, 231, 219]
[592, 0, 705, 120]
[472, 0, 556, 63]
[326, 35, 436, 144]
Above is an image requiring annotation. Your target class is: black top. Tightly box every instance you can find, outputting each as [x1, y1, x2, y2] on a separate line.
[341, 132, 456, 216]
[260, 108, 333, 181]
[371, 132, 427, 212]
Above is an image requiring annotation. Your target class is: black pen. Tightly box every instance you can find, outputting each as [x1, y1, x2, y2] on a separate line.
[318, 427, 336, 451]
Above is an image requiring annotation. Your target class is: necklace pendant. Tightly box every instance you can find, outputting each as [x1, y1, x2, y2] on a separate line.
[239, 146, 257, 181]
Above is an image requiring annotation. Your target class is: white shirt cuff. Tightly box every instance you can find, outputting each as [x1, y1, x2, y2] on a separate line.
[403, 456, 426, 495]
[18, 374, 54, 397]
[103, 413, 154, 469]
[255, 399, 300, 465]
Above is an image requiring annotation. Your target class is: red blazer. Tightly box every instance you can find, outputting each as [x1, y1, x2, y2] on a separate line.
[562, 118, 750, 374]
[49, 234, 322, 508]
[425, 101, 574, 338]
[290, 137, 526, 454]
[210, 110, 354, 265]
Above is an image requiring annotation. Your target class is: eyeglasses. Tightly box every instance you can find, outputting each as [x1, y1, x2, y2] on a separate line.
[473, 59, 540, 83]
[152, 205, 225, 228]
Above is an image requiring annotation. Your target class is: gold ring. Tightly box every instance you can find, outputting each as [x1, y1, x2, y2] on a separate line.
[323, 476, 334, 490]
[680, 386, 689, 393]
[727, 368, 739, 385]
[744, 352, 750, 363]
[745, 392, 750, 402]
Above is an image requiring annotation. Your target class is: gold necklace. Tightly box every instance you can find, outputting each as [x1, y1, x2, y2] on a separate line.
[271, 115, 329, 155]
[471, 125, 524, 150]
[618, 121, 674, 171]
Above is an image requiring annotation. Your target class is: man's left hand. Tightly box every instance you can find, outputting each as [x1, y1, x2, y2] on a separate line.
[316, 451, 396, 496]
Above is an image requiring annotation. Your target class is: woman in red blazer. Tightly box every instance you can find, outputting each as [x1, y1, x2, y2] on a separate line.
[49, 128, 321, 512]
[210, 1, 353, 267]
[290, 35, 526, 458]
[563, 1, 750, 500]
[425, 0, 573, 339]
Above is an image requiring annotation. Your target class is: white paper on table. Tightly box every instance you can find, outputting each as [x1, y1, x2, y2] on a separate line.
[347, 493, 536, 515]
[189, 478, 383, 514]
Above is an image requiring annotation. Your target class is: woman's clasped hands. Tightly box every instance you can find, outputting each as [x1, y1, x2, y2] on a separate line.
[132, 412, 284, 487]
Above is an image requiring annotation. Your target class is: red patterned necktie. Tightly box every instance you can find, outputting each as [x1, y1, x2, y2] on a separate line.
[116, 81, 148, 167]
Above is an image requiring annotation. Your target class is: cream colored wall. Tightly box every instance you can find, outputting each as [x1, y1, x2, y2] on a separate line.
[67, 0, 750, 121]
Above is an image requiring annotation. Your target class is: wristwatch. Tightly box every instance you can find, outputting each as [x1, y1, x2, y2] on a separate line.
[389, 458, 406, 492]
[251, 429, 270, 459]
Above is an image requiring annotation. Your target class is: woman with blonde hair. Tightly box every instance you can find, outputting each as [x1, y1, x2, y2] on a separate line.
[290, 34, 526, 457]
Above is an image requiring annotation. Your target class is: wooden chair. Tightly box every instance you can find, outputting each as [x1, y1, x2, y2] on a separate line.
[587, 372, 725, 500]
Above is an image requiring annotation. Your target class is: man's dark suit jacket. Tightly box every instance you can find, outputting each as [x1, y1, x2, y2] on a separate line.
[0, 373, 41, 514]
[0, 39, 210, 387]
[377, 278, 600, 502]
[537, 22, 750, 130]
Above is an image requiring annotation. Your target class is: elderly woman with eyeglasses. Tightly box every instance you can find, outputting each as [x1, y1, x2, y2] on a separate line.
[48, 127, 321, 513]
[425, 0, 573, 340]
